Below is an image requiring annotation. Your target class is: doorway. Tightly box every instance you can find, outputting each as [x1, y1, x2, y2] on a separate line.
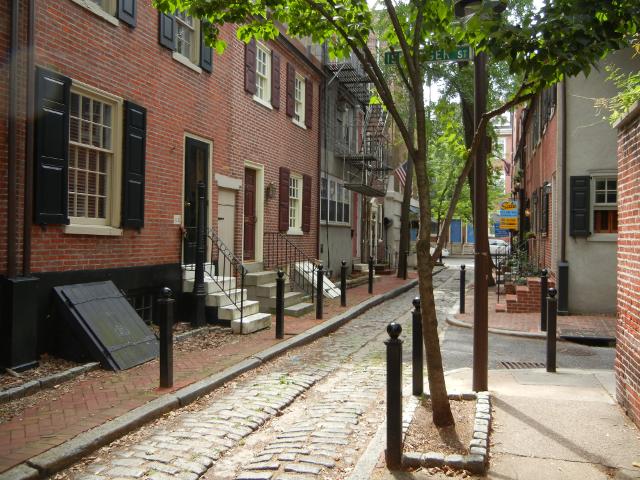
[243, 168, 257, 261]
[183, 137, 209, 264]
[218, 189, 236, 253]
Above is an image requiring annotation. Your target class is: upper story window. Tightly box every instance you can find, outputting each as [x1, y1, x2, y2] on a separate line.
[158, 11, 213, 73]
[69, 90, 117, 225]
[175, 13, 199, 64]
[92, 0, 116, 15]
[320, 176, 350, 226]
[293, 74, 305, 126]
[593, 176, 618, 234]
[289, 174, 302, 232]
[255, 43, 271, 104]
[70, 0, 136, 27]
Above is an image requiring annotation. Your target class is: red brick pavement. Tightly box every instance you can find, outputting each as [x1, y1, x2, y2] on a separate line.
[454, 284, 616, 338]
[0, 272, 417, 474]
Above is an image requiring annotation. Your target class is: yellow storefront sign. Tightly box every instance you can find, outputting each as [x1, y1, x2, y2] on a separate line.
[500, 217, 519, 230]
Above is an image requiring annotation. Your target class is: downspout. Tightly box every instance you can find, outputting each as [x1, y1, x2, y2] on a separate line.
[7, 0, 20, 277]
[557, 80, 570, 315]
[24, 0, 35, 276]
[317, 63, 324, 264]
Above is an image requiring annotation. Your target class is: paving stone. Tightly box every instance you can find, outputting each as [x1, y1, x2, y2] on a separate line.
[236, 472, 274, 480]
[444, 454, 465, 469]
[465, 454, 486, 474]
[173, 458, 208, 475]
[111, 458, 146, 467]
[469, 446, 487, 456]
[105, 466, 146, 478]
[297, 454, 335, 468]
[277, 453, 297, 461]
[244, 462, 280, 471]
[470, 438, 487, 449]
[422, 452, 445, 467]
[473, 431, 488, 440]
[283, 463, 322, 475]
[402, 452, 423, 468]
[274, 474, 316, 480]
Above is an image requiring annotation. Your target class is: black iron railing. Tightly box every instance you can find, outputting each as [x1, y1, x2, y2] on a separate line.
[264, 232, 340, 301]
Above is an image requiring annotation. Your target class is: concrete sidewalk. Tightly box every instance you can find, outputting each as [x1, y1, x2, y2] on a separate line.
[0, 271, 422, 477]
[369, 368, 640, 480]
[448, 285, 616, 341]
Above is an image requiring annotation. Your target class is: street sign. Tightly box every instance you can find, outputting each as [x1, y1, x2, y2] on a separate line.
[499, 200, 518, 218]
[384, 51, 401, 65]
[499, 217, 518, 230]
[428, 46, 471, 62]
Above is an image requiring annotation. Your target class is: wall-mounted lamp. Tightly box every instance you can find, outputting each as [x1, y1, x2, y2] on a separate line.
[543, 182, 552, 194]
[265, 182, 276, 199]
[524, 208, 531, 217]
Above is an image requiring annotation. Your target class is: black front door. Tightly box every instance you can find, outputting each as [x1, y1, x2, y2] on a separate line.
[183, 138, 209, 264]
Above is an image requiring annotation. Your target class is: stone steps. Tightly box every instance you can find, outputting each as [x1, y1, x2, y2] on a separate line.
[231, 312, 272, 334]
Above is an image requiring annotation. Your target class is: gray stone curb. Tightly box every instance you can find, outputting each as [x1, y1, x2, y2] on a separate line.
[446, 315, 548, 339]
[0, 363, 100, 405]
[1, 275, 427, 480]
[402, 391, 492, 475]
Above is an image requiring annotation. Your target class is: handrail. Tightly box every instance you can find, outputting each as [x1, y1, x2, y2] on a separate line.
[264, 232, 341, 300]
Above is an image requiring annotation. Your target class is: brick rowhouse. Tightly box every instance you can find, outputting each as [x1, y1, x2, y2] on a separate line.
[616, 102, 640, 429]
[0, 0, 321, 360]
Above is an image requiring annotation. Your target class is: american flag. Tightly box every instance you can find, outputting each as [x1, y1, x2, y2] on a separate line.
[395, 161, 408, 187]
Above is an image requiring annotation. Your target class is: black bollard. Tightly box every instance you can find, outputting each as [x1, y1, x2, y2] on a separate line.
[385, 322, 403, 469]
[276, 270, 285, 339]
[412, 297, 423, 396]
[316, 264, 324, 320]
[460, 264, 466, 314]
[340, 260, 347, 307]
[368, 256, 374, 294]
[540, 269, 548, 332]
[403, 251, 409, 280]
[193, 181, 207, 327]
[158, 287, 174, 388]
[546, 287, 558, 373]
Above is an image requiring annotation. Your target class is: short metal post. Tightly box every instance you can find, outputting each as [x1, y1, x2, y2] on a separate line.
[340, 260, 347, 307]
[459, 265, 466, 314]
[368, 256, 374, 294]
[276, 270, 285, 339]
[316, 264, 324, 319]
[412, 298, 423, 396]
[158, 287, 174, 388]
[193, 181, 207, 327]
[540, 269, 548, 332]
[403, 251, 409, 280]
[546, 287, 558, 373]
[385, 322, 403, 469]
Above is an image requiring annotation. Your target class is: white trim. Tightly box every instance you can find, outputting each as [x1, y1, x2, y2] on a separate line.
[286, 228, 304, 236]
[215, 173, 242, 190]
[293, 73, 305, 127]
[69, 0, 120, 26]
[252, 95, 274, 110]
[587, 234, 617, 242]
[64, 224, 123, 236]
[255, 42, 271, 105]
[172, 51, 203, 74]
[244, 161, 265, 262]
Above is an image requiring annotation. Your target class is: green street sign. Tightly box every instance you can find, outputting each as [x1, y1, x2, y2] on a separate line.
[428, 45, 472, 62]
[384, 51, 401, 65]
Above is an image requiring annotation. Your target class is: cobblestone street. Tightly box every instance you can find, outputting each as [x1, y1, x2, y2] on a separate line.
[59, 270, 458, 480]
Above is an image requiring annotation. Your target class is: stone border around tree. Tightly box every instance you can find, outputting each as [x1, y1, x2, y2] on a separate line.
[401, 391, 491, 475]
[0, 363, 100, 404]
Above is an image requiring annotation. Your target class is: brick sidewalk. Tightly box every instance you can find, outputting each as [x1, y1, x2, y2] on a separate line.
[0, 272, 417, 474]
[453, 284, 616, 339]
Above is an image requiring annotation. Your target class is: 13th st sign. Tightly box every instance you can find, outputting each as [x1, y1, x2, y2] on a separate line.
[384, 46, 472, 65]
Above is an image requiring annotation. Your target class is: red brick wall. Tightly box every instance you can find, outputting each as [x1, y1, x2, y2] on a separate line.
[0, 0, 320, 275]
[616, 107, 640, 429]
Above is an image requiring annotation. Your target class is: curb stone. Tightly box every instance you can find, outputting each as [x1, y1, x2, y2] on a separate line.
[0, 275, 428, 480]
[0, 363, 100, 405]
[402, 391, 492, 475]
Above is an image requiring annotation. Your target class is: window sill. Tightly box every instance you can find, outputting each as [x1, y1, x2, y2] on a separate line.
[321, 221, 351, 228]
[172, 52, 202, 74]
[587, 234, 617, 242]
[253, 96, 273, 110]
[292, 119, 307, 129]
[287, 228, 304, 236]
[65, 224, 124, 236]
[70, 0, 120, 26]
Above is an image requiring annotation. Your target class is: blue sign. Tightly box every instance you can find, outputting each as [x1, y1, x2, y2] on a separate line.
[494, 223, 510, 237]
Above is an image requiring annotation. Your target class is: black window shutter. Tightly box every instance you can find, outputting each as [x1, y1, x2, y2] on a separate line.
[570, 176, 590, 237]
[122, 101, 146, 229]
[286, 63, 295, 117]
[158, 12, 176, 50]
[199, 23, 213, 73]
[305, 78, 312, 129]
[279, 167, 290, 232]
[271, 52, 281, 109]
[34, 67, 70, 225]
[541, 190, 549, 234]
[302, 174, 312, 233]
[244, 39, 257, 94]
[117, 0, 136, 27]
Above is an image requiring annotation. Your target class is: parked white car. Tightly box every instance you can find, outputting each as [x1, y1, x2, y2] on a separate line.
[430, 247, 450, 258]
[489, 238, 510, 255]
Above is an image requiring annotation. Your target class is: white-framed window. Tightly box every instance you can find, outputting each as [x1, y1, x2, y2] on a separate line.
[92, 0, 116, 15]
[293, 73, 305, 126]
[175, 12, 200, 65]
[255, 43, 271, 105]
[67, 84, 122, 233]
[70, 0, 119, 25]
[320, 176, 350, 226]
[289, 174, 302, 232]
[591, 175, 618, 235]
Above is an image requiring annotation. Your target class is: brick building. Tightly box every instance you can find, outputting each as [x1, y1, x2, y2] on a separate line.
[509, 49, 640, 316]
[616, 101, 640, 429]
[1, 0, 322, 369]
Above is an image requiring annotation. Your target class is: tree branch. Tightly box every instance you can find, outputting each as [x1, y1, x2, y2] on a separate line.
[382, 0, 418, 85]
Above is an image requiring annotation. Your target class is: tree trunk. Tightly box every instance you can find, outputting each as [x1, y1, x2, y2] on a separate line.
[397, 103, 415, 278]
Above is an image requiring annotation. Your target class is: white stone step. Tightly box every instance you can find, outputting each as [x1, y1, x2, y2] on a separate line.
[206, 288, 247, 307]
[253, 280, 289, 298]
[266, 291, 305, 309]
[245, 271, 277, 286]
[183, 276, 236, 294]
[353, 263, 369, 272]
[284, 302, 314, 317]
[218, 299, 260, 320]
[182, 264, 216, 279]
[231, 312, 272, 334]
